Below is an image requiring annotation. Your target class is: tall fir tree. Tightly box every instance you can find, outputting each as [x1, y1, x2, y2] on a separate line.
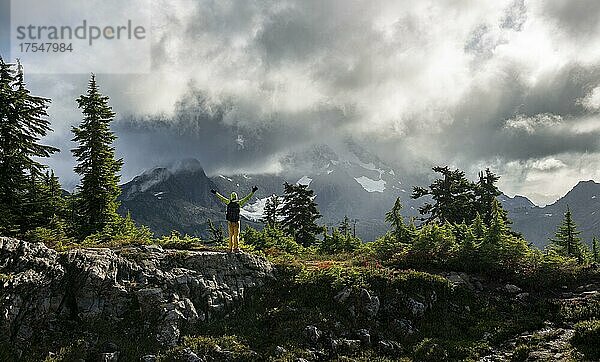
[262, 194, 281, 228]
[592, 236, 599, 264]
[280, 182, 322, 246]
[549, 206, 586, 262]
[339, 216, 351, 237]
[411, 166, 477, 224]
[486, 199, 507, 245]
[385, 197, 413, 243]
[71, 74, 123, 237]
[0, 58, 59, 235]
[474, 168, 510, 225]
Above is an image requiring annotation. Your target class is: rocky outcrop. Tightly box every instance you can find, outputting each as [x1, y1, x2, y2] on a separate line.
[0, 237, 273, 357]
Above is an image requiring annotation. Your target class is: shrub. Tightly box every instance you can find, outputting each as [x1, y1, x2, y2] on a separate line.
[82, 213, 153, 246]
[24, 215, 76, 250]
[571, 319, 600, 359]
[319, 228, 362, 254]
[241, 226, 303, 254]
[160, 335, 257, 361]
[155, 231, 202, 249]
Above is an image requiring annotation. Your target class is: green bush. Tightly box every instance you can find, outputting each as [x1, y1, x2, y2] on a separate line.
[413, 338, 448, 362]
[155, 231, 202, 249]
[319, 228, 362, 254]
[510, 344, 530, 362]
[160, 335, 257, 361]
[24, 215, 76, 250]
[571, 319, 600, 359]
[82, 213, 153, 246]
[241, 226, 303, 254]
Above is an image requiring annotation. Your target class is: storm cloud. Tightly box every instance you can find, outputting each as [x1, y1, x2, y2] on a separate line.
[11, 0, 600, 204]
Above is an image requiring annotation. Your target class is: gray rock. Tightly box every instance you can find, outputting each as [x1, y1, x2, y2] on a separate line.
[98, 352, 119, 362]
[355, 328, 371, 344]
[360, 288, 380, 318]
[501, 284, 522, 294]
[515, 292, 530, 302]
[0, 238, 274, 351]
[140, 355, 157, 362]
[331, 338, 361, 353]
[304, 325, 321, 344]
[177, 347, 203, 362]
[378, 339, 402, 355]
[274, 345, 287, 356]
[394, 318, 416, 335]
[334, 287, 352, 304]
[407, 298, 427, 317]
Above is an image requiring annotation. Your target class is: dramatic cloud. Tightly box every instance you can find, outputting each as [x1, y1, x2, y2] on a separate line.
[9, 0, 600, 204]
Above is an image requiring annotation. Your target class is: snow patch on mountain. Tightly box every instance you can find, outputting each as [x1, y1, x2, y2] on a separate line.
[354, 176, 386, 192]
[240, 197, 269, 222]
[358, 162, 385, 179]
[297, 176, 313, 186]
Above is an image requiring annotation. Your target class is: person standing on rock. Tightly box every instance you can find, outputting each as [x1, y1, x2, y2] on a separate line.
[211, 186, 258, 252]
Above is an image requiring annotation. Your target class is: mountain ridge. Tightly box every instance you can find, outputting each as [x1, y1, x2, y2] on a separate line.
[119, 157, 600, 248]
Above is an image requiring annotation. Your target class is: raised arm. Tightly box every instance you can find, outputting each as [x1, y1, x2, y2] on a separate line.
[239, 186, 258, 206]
[211, 189, 230, 204]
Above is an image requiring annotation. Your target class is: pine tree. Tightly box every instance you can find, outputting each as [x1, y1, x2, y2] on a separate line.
[471, 212, 487, 243]
[549, 206, 586, 262]
[474, 168, 511, 225]
[339, 216, 351, 237]
[262, 194, 281, 228]
[486, 199, 507, 245]
[71, 74, 123, 237]
[280, 182, 322, 246]
[207, 219, 224, 244]
[411, 166, 477, 224]
[593, 237, 599, 263]
[0, 58, 59, 235]
[385, 197, 413, 243]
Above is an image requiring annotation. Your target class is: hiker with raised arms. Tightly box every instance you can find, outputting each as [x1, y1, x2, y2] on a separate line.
[211, 186, 258, 252]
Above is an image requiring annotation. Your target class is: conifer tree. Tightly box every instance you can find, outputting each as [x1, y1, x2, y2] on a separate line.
[339, 216, 351, 237]
[549, 206, 586, 262]
[385, 197, 413, 243]
[0, 58, 59, 235]
[474, 168, 511, 225]
[486, 199, 507, 244]
[280, 182, 322, 246]
[593, 237, 599, 264]
[411, 166, 477, 224]
[71, 74, 123, 237]
[207, 218, 224, 244]
[262, 194, 281, 228]
[471, 212, 487, 243]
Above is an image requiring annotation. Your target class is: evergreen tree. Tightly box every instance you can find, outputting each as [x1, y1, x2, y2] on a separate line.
[262, 194, 281, 228]
[593, 236, 599, 263]
[411, 166, 477, 224]
[207, 218, 224, 244]
[486, 199, 507, 245]
[0, 58, 59, 235]
[71, 75, 123, 237]
[385, 197, 413, 243]
[549, 206, 586, 262]
[280, 182, 322, 246]
[471, 212, 487, 242]
[474, 169, 508, 224]
[339, 216, 351, 237]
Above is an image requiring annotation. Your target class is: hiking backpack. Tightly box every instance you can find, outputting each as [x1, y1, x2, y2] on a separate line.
[226, 201, 241, 222]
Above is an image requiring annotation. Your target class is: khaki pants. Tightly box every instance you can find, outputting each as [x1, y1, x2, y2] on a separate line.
[227, 221, 240, 251]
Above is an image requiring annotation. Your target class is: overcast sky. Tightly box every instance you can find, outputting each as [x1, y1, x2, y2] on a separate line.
[3, 0, 600, 206]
